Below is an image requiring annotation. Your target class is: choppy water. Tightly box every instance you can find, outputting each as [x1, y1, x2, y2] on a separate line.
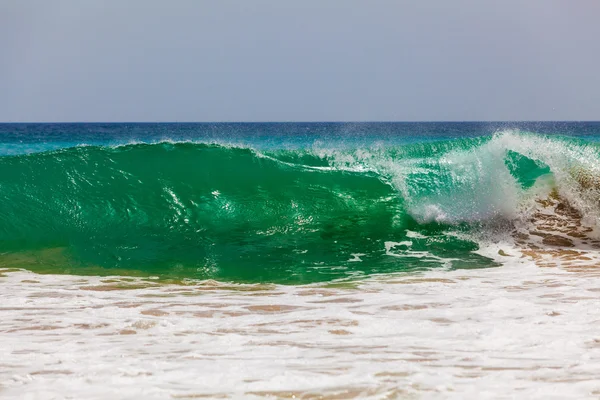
[1, 122, 600, 398]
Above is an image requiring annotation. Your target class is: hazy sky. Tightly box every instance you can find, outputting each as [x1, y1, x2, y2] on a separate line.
[1, 1, 599, 122]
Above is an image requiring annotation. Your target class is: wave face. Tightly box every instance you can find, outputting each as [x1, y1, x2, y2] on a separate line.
[0, 129, 599, 283]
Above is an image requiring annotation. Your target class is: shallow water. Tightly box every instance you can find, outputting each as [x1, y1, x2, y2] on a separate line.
[2, 258, 600, 399]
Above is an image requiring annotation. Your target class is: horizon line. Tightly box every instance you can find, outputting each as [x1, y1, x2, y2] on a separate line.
[1, 120, 599, 124]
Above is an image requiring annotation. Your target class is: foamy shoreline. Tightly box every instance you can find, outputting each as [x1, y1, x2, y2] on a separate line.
[2, 260, 600, 399]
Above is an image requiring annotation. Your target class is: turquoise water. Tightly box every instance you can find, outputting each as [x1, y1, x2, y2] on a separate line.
[1, 122, 599, 283]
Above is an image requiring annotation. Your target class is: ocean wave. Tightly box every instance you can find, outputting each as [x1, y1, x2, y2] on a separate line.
[0, 131, 598, 282]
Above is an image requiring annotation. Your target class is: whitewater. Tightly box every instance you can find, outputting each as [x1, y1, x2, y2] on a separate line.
[1, 122, 600, 399]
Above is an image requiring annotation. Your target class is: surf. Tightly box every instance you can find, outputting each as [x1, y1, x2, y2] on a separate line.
[0, 130, 598, 282]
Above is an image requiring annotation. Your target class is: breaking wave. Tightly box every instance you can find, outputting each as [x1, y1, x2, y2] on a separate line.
[0, 130, 598, 282]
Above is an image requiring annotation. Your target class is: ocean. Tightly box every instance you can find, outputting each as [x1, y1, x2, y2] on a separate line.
[1, 122, 600, 399]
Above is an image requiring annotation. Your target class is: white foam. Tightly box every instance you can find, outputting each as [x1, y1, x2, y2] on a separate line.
[347, 253, 365, 262]
[2, 262, 600, 399]
[405, 230, 428, 239]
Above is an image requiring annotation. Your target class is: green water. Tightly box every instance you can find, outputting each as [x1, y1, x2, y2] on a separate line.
[0, 130, 597, 283]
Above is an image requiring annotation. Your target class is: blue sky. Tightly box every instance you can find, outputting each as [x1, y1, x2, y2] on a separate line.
[1, 1, 599, 122]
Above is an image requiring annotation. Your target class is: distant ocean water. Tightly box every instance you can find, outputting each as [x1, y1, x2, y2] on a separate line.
[2, 122, 600, 399]
[1, 122, 600, 282]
